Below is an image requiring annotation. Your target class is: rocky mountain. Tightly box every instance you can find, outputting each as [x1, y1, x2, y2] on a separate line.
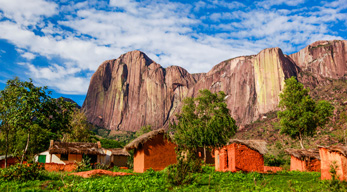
[82, 51, 196, 131]
[82, 40, 347, 131]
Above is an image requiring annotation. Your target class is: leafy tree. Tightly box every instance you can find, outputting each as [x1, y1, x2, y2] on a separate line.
[277, 76, 334, 149]
[0, 78, 75, 164]
[172, 89, 238, 162]
[63, 109, 93, 142]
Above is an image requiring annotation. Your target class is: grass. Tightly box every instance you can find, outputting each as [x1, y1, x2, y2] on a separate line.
[1, 166, 347, 192]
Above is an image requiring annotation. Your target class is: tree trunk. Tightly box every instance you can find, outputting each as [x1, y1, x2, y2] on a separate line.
[299, 132, 304, 149]
[21, 131, 30, 164]
[203, 145, 206, 163]
[5, 126, 8, 168]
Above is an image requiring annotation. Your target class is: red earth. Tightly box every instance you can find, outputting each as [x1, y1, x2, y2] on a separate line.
[70, 169, 132, 178]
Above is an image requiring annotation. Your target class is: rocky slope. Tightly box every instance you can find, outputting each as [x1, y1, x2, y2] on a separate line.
[82, 40, 347, 131]
[82, 51, 196, 131]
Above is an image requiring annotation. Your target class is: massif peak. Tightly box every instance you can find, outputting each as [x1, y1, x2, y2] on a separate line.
[82, 40, 347, 131]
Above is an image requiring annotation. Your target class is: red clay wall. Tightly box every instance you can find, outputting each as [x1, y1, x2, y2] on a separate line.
[43, 163, 77, 172]
[264, 166, 283, 173]
[0, 157, 17, 168]
[133, 148, 145, 173]
[290, 156, 306, 171]
[231, 143, 264, 172]
[290, 156, 321, 172]
[319, 148, 347, 181]
[133, 133, 177, 173]
[143, 134, 177, 172]
[215, 143, 264, 173]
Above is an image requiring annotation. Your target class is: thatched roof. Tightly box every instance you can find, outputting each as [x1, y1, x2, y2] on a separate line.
[285, 148, 320, 160]
[109, 148, 130, 156]
[125, 129, 165, 151]
[228, 139, 268, 155]
[49, 141, 104, 155]
[318, 145, 347, 157]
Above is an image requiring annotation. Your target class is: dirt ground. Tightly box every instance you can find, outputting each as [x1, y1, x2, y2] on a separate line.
[70, 169, 132, 178]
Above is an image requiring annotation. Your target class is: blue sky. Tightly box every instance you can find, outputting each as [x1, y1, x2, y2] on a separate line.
[0, 0, 346, 106]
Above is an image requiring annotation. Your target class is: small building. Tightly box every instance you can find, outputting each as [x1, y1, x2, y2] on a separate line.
[0, 154, 17, 168]
[319, 145, 347, 181]
[196, 147, 215, 164]
[125, 129, 177, 173]
[108, 148, 130, 167]
[36, 140, 105, 164]
[285, 148, 320, 172]
[215, 139, 267, 173]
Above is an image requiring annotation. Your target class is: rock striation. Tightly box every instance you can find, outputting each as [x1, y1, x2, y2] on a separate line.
[82, 50, 196, 131]
[82, 40, 347, 131]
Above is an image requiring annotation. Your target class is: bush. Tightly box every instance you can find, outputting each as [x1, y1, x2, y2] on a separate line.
[75, 156, 92, 172]
[264, 154, 287, 167]
[0, 163, 44, 181]
[166, 151, 202, 186]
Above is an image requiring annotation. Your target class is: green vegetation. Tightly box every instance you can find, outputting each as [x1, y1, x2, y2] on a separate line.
[1, 166, 347, 191]
[172, 89, 238, 161]
[278, 76, 333, 149]
[0, 78, 75, 165]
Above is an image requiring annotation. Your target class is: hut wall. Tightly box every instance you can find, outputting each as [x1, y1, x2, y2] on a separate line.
[319, 147, 347, 181]
[290, 156, 306, 171]
[215, 150, 220, 171]
[44, 163, 76, 172]
[215, 143, 264, 173]
[68, 154, 83, 163]
[113, 156, 128, 167]
[231, 143, 264, 172]
[307, 158, 321, 172]
[142, 133, 177, 172]
[133, 148, 145, 173]
[0, 157, 17, 168]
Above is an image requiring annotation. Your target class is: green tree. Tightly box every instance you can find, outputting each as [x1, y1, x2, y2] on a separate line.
[277, 76, 334, 149]
[63, 109, 93, 142]
[0, 78, 75, 164]
[172, 89, 238, 162]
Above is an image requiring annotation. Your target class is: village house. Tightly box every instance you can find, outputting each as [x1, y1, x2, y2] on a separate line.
[319, 145, 347, 181]
[36, 140, 105, 164]
[215, 139, 267, 173]
[125, 128, 177, 173]
[0, 154, 16, 168]
[108, 148, 130, 167]
[285, 148, 320, 172]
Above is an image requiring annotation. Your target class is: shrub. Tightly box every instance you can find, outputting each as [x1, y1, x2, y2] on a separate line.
[75, 156, 92, 172]
[166, 151, 202, 186]
[0, 163, 44, 181]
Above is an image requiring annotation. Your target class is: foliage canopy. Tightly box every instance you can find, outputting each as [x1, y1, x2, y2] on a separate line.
[277, 76, 334, 149]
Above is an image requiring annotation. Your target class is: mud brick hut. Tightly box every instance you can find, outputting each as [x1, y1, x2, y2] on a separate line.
[319, 145, 347, 181]
[215, 139, 267, 172]
[0, 154, 16, 168]
[285, 148, 320, 172]
[45, 140, 105, 164]
[125, 128, 177, 173]
[108, 148, 130, 167]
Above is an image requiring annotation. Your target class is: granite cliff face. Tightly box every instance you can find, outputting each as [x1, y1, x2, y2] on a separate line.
[290, 40, 347, 79]
[83, 40, 347, 131]
[182, 48, 299, 126]
[82, 51, 196, 131]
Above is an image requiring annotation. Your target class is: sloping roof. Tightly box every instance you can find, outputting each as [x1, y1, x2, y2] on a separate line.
[285, 148, 320, 160]
[125, 129, 165, 151]
[228, 139, 268, 155]
[109, 148, 130, 156]
[49, 141, 104, 155]
[0, 154, 14, 161]
[318, 145, 347, 157]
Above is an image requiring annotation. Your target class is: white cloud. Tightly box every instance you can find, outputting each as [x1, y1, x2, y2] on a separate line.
[0, 0, 57, 25]
[0, 0, 346, 96]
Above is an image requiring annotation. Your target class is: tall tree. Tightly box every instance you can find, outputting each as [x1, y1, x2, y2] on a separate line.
[173, 89, 238, 162]
[0, 78, 75, 163]
[278, 76, 334, 149]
